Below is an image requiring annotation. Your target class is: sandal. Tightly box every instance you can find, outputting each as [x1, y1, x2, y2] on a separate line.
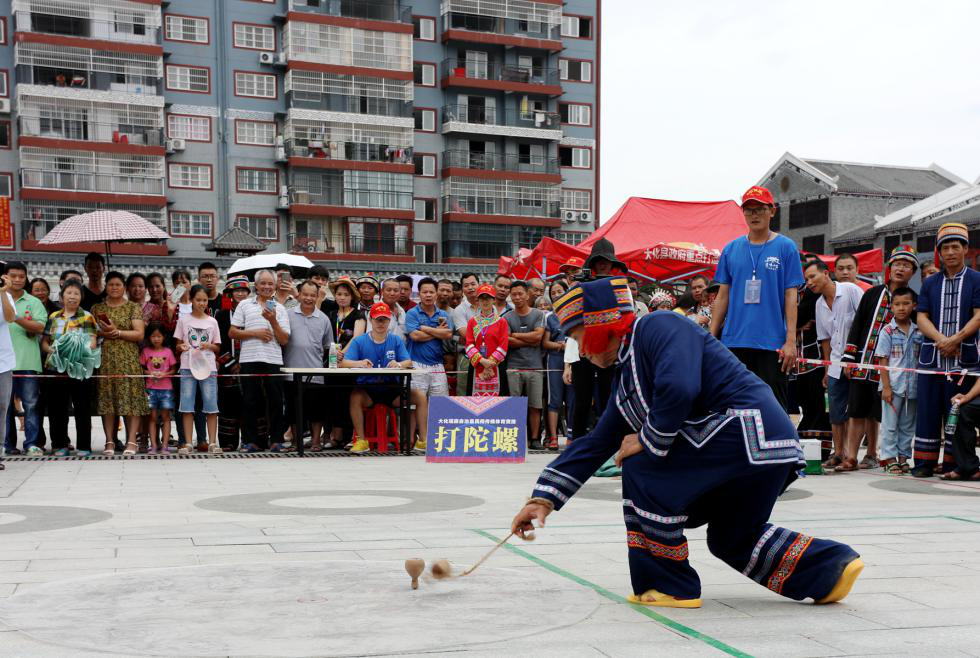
[822, 454, 844, 469]
[859, 455, 879, 469]
[208, 443, 223, 455]
[885, 463, 904, 475]
[177, 444, 190, 456]
[834, 458, 858, 472]
[900, 462, 911, 474]
[103, 444, 115, 456]
[123, 442, 137, 456]
[941, 471, 964, 481]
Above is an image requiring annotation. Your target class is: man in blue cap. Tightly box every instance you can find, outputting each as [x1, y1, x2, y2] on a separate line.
[511, 277, 862, 608]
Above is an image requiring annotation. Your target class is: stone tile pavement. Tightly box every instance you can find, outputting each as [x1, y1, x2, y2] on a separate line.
[0, 454, 979, 657]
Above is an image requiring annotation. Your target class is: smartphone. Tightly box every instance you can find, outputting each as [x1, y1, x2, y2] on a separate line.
[169, 285, 185, 304]
[265, 299, 276, 312]
[280, 271, 292, 283]
[97, 312, 110, 325]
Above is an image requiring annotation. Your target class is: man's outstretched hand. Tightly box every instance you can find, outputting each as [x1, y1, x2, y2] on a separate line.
[511, 502, 551, 540]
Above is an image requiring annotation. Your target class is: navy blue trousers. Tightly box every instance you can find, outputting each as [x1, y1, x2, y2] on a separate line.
[913, 373, 964, 472]
[621, 425, 859, 601]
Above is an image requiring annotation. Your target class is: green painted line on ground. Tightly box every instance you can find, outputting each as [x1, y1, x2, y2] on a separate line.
[469, 528, 753, 658]
[944, 515, 980, 525]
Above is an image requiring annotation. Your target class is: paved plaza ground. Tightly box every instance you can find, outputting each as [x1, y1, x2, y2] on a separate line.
[1, 451, 980, 657]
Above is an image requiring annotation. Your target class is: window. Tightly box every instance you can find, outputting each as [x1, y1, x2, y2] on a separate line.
[0, 71, 7, 98]
[236, 167, 278, 194]
[559, 146, 590, 169]
[917, 235, 935, 255]
[769, 205, 781, 232]
[166, 65, 210, 93]
[0, 17, 6, 45]
[788, 198, 829, 229]
[0, 122, 10, 150]
[164, 15, 209, 43]
[167, 114, 211, 142]
[0, 173, 12, 197]
[413, 63, 435, 87]
[413, 16, 435, 41]
[414, 198, 436, 221]
[235, 71, 277, 99]
[560, 189, 591, 211]
[234, 23, 275, 51]
[559, 103, 591, 126]
[801, 235, 824, 255]
[235, 120, 276, 146]
[236, 215, 278, 240]
[169, 211, 213, 237]
[561, 15, 592, 38]
[415, 243, 436, 263]
[413, 108, 435, 132]
[414, 154, 436, 177]
[559, 59, 592, 83]
[168, 163, 212, 189]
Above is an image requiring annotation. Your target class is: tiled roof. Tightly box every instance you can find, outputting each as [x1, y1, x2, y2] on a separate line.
[801, 159, 960, 198]
[203, 227, 268, 254]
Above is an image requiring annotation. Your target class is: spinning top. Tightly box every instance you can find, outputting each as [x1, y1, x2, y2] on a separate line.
[430, 559, 453, 580]
[405, 558, 425, 589]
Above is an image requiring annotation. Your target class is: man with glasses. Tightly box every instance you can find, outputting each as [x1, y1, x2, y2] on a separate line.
[709, 186, 803, 411]
[198, 262, 222, 316]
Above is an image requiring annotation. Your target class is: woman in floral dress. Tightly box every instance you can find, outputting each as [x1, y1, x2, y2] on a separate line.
[92, 271, 149, 455]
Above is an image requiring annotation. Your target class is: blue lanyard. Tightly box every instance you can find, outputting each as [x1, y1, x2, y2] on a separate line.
[747, 232, 773, 279]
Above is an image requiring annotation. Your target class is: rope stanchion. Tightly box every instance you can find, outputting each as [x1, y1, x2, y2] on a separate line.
[794, 357, 975, 381]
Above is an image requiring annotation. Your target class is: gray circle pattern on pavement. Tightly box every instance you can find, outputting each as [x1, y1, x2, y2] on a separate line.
[0, 505, 112, 534]
[0, 560, 600, 657]
[868, 478, 980, 497]
[194, 489, 485, 516]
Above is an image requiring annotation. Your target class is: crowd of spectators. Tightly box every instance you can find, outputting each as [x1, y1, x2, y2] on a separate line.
[2, 189, 980, 482]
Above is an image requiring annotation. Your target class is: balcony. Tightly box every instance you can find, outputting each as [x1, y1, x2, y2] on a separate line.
[441, 11, 562, 51]
[282, 138, 414, 173]
[286, 90, 412, 117]
[18, 116, 165, 153]
[288, 232, 413, 257]
[20, 168, 165, 196]
[288, 0, 413, 24]
[282, 21, 413, 76]
[14, 6, 162, 45]
[441, 58, 561, 95]
[442, 149, 560, 182]
[443, 194, 561, 227]
[441, 104, 561, 140]
[285, 185, 414, 220]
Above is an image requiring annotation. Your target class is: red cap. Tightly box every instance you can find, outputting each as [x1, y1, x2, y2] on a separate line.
[559, 256, 585, 272]
[476, 283, 496, 298]
[369, 302, 392, 319]
[741, 186, 775, 207]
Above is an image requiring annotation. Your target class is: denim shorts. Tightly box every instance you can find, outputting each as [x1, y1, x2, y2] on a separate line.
[178, 370, 219, 414]
[146, 388, 174, 411]
[827, 375, 850, 425]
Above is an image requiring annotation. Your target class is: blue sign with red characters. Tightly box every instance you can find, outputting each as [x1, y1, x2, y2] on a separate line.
[426, 396, 527, 463]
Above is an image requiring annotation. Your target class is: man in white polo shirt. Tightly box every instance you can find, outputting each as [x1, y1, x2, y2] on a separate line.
[229, 270, 290, 453]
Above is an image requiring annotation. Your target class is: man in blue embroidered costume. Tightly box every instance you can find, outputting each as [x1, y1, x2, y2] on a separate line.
[911, 223, 980, 478]
[511, 277, 863, 608]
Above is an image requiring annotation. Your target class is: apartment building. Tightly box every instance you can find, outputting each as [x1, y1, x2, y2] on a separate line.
[0, 0, 599, 269]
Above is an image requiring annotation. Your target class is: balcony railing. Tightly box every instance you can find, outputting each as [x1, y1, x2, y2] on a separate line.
[16, 66, 163, 96]
[442, 149, 559, 175]
[289, 0, 412, 24]
[285, 91, 412, 118]
[441, 104, 561, 130]
[443, 194, 561, 219]
[14, 11, 162, 44]
[442, 12, 561, 42]
[288, 186, 413, 210]
[442, 58, 559, 87]
[284, 138, 413, 164]
[20, 168, 165, 196]
[288, 232, 412, 255]
[18, 117, 164, 147]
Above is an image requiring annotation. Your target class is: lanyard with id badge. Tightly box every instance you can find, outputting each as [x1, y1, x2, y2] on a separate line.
[745, 233, 772, 305]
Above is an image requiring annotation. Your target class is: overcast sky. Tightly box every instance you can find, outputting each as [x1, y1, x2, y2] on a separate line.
[599, 0, 980, 221]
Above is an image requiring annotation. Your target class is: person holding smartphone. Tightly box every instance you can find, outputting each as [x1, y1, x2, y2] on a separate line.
[0, 271, 17, 470]
[229, 270, 290, 453]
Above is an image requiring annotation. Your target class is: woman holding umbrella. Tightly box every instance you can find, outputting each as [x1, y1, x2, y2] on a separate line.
[92, 272, 149, 455]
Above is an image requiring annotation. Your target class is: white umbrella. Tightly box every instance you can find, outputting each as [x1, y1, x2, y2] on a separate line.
[226, 253, 315, 279]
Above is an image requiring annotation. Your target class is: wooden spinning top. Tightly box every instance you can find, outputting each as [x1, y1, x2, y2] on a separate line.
[430, 559, 453, 579]
[404, 558, 425, 589]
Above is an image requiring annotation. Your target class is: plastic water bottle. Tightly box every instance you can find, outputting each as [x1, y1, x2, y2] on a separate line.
[328, 343, 338, 369]
[944, 402, 961, 436]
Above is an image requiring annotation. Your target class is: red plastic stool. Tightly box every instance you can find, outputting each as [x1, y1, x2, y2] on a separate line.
[365, 404, 398, 453]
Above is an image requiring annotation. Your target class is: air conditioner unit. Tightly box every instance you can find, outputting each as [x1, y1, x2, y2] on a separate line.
[0, 99, 10, 114]
[275, 146, 286, 161]
[168, 138, 186, 152]
[279, 185, 289, 197]
[259, 52, 276, 65]
[579, 211, 593, 223]
[563, 210, 576, 222]
[275, 134, 284, 147]
[277, 194, 290, 209]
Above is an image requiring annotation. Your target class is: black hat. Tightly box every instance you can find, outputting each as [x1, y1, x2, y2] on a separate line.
[706, 280, 721, 292]
[584, 238, 627, 273]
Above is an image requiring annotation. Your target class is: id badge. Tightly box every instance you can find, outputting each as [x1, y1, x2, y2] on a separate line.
[744, 278, 762, 304]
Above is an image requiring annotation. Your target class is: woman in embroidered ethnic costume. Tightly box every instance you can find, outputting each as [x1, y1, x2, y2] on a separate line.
[511, 277, 864, 608]
[465, 284, 509, 397]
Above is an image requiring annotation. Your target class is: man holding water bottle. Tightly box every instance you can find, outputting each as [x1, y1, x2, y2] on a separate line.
[229, 270, 290, 453]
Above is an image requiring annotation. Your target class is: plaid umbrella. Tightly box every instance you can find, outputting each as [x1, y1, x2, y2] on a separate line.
[38, 210, 170, 265]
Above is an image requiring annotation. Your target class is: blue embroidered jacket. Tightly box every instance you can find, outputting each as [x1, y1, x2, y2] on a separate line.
[532, 311, 802, 510]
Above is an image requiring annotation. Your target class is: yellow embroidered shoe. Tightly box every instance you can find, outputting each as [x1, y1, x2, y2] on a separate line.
[815, 558, 864, 604]
[349, 438, 371, 454]
[414, 438, 426, 451]
[627, 589, 702, 608]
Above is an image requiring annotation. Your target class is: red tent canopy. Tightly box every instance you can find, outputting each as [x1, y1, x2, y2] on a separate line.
[811, 249, 883, 275]
[498, 238, 587, 279]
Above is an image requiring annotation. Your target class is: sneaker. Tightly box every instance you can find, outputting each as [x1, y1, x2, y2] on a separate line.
[75, 450, 91, 457]
[5, 448, 22, 456]
[349, 438, 371, 454]
[53, 447, 71, 457]
[414, 438, 426, 451]
[26, 446, 44, 456]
